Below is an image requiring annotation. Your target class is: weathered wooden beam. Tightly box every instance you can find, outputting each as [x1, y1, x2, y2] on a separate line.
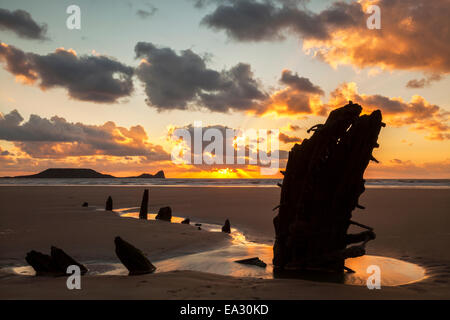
[50, 246, 88, 275]
[235, 257, 267, 268]
[345, 230, 376, 245]
[222, 219, 231, 233]
[273, 101, 383, 274]
[105, 196, 113, 211]
[349, 220, 374, 231]
[139, 189, 149, 220]
[25, 247, 87, 276]
[156, 206, 172, 221]
[114, 236, 156, 275]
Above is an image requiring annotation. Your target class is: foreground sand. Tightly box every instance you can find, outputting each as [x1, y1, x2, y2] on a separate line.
[0, 186, 449, 299]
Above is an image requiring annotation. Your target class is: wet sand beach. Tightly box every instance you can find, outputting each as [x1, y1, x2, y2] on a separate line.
[0, 186, 449, 299]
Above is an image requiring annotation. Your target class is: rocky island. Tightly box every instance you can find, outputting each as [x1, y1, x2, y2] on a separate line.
[2, 168, 166, 179]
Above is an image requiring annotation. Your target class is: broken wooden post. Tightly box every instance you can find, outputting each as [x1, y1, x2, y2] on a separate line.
[139, 189, 149, 220]
[25, 246, 87, 276]
[105, 196, 113, 211]
[222, 219, 231, 233]
[50, 246, 88, 275]
[235, 257, 267, 268]
[156, 206, 172, 221]
[25, 250, 63, 276]
[273, 102, 383, 274]
[114, 236, 156, 275]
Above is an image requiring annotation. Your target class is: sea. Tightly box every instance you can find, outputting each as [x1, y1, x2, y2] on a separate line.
[0, 178, 449, 188]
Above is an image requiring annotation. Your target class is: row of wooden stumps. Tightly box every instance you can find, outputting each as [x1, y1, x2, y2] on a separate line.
[273, 101, 383, 276]
[104, 189, 174, 222]
[26, 189, 233, 276]
[103, 189, 232, 231]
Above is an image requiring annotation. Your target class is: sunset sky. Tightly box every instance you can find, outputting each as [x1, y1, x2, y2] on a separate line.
[0, 0, 449, 178]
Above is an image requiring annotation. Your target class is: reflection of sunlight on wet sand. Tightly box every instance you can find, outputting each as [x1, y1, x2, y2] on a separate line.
[345, 255, 427, 286]
[8, 263, 130, 277]
[113, 208, 428, 285]
[5, 207, 427, 287]
[121, 211, 185, 223]
[10, 265, 35, 276]
[115, 207, 277, 278]
[154, 236, 275, 279]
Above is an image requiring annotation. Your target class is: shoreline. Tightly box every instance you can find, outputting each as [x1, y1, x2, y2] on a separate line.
[0, 178, 449, 189]
[1, 185, 449, 190]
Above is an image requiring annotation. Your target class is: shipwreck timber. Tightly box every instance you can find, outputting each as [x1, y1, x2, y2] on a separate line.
[273, 101, 384, 274]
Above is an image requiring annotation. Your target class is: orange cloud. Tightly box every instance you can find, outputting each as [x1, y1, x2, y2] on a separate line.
[259, 69, 326, 117]
[279, 132, 302, 144]
[329, 82, 450, 140]
[262, 86, 325, 117]
[0, 42, 38, 84]
[303, 0, 450, 74]
[257, 70, 448, 140]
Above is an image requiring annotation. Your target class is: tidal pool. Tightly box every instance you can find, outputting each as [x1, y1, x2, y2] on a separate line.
[114, 207, 427, 286]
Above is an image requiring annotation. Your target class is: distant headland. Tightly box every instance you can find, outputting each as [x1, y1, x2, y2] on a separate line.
[1, 168, 166, 179]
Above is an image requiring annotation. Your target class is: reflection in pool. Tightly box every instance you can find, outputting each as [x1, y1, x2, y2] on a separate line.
[114, 207, 427, 286]
[7, 207, 427, 287]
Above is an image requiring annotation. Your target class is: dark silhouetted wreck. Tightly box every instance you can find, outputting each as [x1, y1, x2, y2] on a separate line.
[273, 101, 383, 276]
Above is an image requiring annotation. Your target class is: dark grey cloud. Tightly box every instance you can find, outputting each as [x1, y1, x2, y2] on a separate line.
[329, 83, 450, 140]
[200, 0, 364, 41]
[135, 41, 267, 112]
[198, 0, 450, 74]
[135, 42, 222, 110]
[0, 43, 36, 80]
[136, 4, 158, 19]
[330, 84, 415, 115]
[288, 124, 301, 131]
[0, 110, 170, 159]
[192, 0, 308, 9]
[0, 43, 134, 103]
[359, 94, 407, 114]
[406, 74, 443, 89]
[278, 132, 302, 143]
[189, 0, 223, 9]
[258, 69, 326, 116]
[0, 8, 48, 40]
[190, 0, 211, 8]
[136, 9, 153, 19]
[280, 70, 324, 95]
[199, 63, 268, 112]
